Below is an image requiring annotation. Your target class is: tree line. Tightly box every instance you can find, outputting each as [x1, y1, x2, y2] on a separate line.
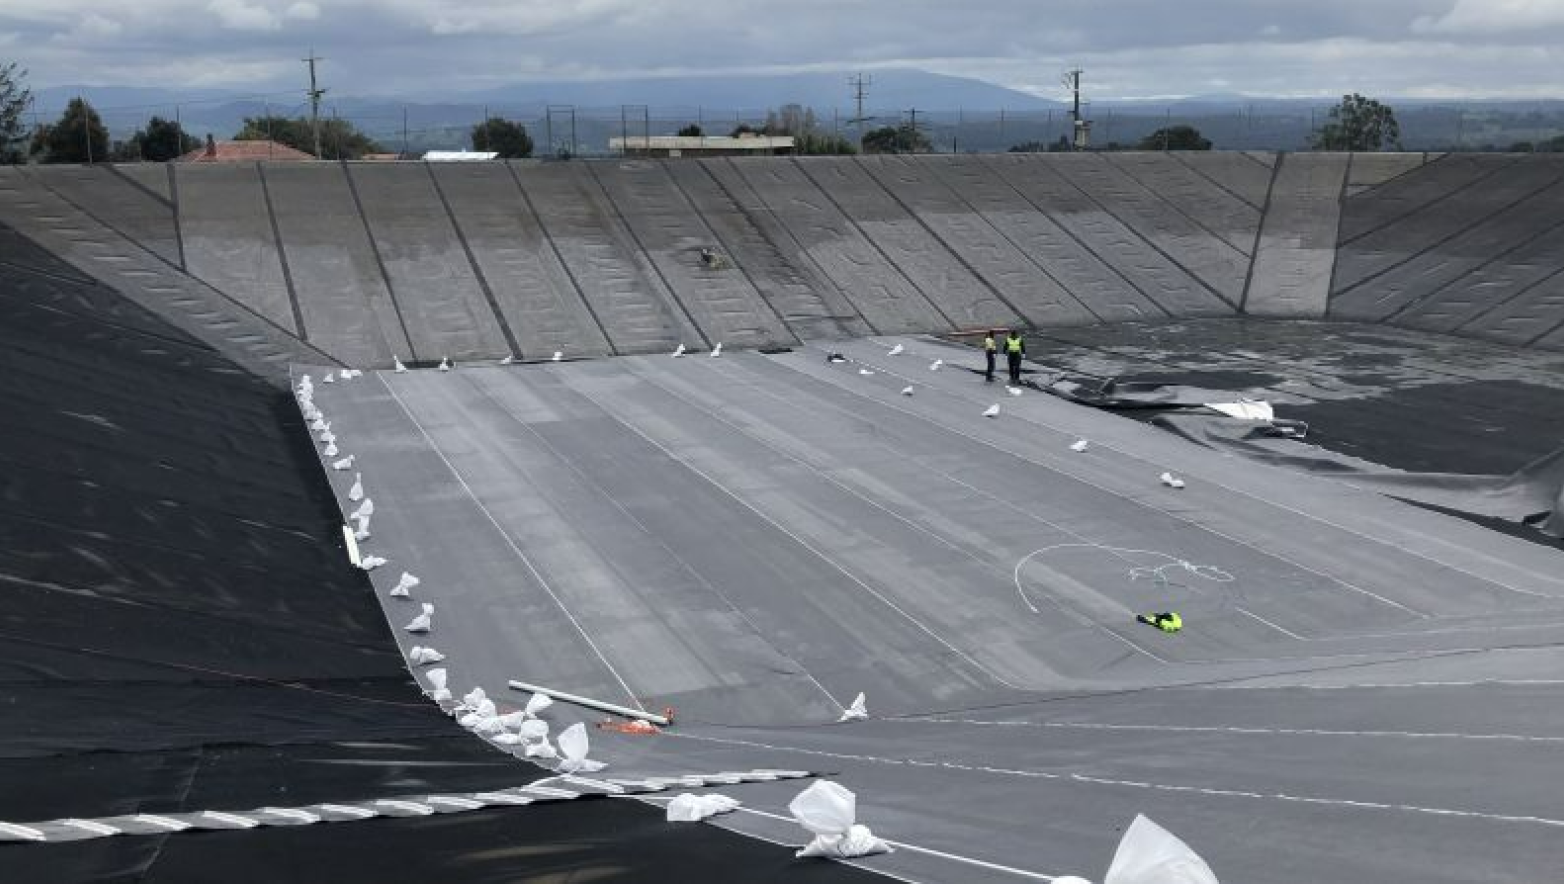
[0, 62, 1553, 163]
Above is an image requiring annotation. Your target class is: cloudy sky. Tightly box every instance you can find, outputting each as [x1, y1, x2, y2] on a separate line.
[3, 0, 1564, 100]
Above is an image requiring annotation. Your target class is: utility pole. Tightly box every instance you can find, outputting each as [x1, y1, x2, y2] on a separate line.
[848, 72, 873, 137]
[402, 107, 408, 159]
[303, 50, 326, 159]
[1063, 68, 1086, 150]
[905, 107, 919, 153]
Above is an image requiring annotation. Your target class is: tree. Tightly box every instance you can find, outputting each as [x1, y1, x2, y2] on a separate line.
[1139, 124, 1212, 151]
[861, 123, 931, 154]
[677, 123, 704, 137]
[35, 98, 109, 163]
[124, 116, 198, 162]
[795, 132, 856, 155]
[1312, 93, 1401, 151]
[0, 63, 31, 164]
[730, 123, 761, 137]
[233, 115, 381, 160]
[471, 116, 532, 158]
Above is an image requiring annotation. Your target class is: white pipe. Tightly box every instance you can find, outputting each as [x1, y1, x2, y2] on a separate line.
[507, 679, 670, 726]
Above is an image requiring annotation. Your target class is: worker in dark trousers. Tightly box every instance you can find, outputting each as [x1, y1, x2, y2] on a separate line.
[983, 331, 998, 382]
[1005, 329, 1026, 384]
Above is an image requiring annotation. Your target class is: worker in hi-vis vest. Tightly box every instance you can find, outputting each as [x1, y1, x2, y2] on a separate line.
[1137, 612, 1183, 633]
[1005, 329, 1026, 385]
[983, 331, 999, 382]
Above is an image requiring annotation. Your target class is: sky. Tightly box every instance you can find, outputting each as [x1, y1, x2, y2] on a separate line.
[3, 0, 1564, 101]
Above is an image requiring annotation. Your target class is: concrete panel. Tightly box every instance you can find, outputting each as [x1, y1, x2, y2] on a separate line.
[1338, 170, 1564, 323]
[989, 154, 1231, 317]
[1459, 273, 1564, 348]
[262, 163, 411, 368]
[1048, 153, 1247, 307]
[512, 161, 700, 354]
[28, 165, 181, 267]
[429, 161, 611, 360]
[348, 163, 512, 362]
[724, 157, 952, 334]
[926, 155, 1161, 322]
[1109, 152, 1262, 254]
[1401, 212, 1564, 334]
[1346, 152, 1431, 198]
[111, 163, 173, 203]
[1177, 151, 1277, 209]
[587, 160, 794, 350]
[1338, 154, 1515, 244]
[1332, 157, 1564, 313]
[666, 160, 870, 340]
[1245, 153, 1349, 317]
[858, 155, 1097, 327]
[0, 167, 324, 381]
[796, 157, 1018, 329]
[174, 163, 297, 334]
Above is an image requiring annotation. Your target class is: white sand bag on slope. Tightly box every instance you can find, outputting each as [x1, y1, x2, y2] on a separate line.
[1104, 815, 1218, 884]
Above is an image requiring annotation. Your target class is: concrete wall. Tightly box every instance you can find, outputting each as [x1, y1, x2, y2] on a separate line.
[8, 153, 1564, 375]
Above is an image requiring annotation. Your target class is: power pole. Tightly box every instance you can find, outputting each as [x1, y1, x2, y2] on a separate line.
[303, 51, 326, 159]
[1063, 68, 1086, 150]
[848, 72, 873, 136]
[906, 107, 919, 152]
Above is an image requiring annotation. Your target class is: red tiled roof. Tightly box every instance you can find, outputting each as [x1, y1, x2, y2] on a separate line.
[179, 140, 316, 162]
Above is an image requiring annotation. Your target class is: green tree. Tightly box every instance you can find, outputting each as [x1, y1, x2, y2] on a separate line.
[1312, 93, 1401, 151]
[124, 115, 198, 162]
[234, 114, 380, 159]
[677, 123, 704, 137]
[1139, 124, 1212, 151]
[0, 63, 31, 163]
[470, 116, 532, 158]
[795, 132, 856, 155]
[35, 98, 109, 163]
[860, 123, 931, 154]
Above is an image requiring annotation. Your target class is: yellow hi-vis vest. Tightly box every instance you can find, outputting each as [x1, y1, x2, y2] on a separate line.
[1006, 337, 1023, 354]
[1160, 613, 1183, 633]
[984, 336, 997, 352]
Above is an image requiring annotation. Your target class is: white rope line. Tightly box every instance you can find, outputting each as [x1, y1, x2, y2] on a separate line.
[1012, 542, 1234, 615]
[0, 769, 814, 844]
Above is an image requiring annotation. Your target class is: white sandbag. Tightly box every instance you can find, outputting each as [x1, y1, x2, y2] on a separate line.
[666, 793, 741, 822]
[353, 515, 371, 542]
[672, 343, 686, 357]
[323, 442, 338, 457]
[709, 342, 722, 358]
[469, 715, 505, 736]
[929, 359, 942, 370]
[461, 687, 488, 710]
[858, 368, 874, 376]
[309, 416, 328, 432]
[1160, 472, 1187, 490]
[408, 646, 445, 665]
[425, 668, 451, 702]
[348, 473, 364, 502]
[500, 354, 514, 365]
[360, 555, 387, 571]
[551, 351, 562, 362]
[983, 404, 1000, 418]
[492, 732, 522, 745]
[789, 780, 856, 837]
[323, 372, 335, 384]
[438, 357, 451, 372]
[523, 739, 557, 760]
[1070, 439, 1090, 453]
[404, 602, 433, 633]
[319, 431, 336, 445]
[838, 692, 868, 722]
[555, 722, 607, 773]
[523, 692, 554, 718]
[1205, 400, 1272, 422]
[887, 343, 903, 356]
[391, 571, 419, 598]
[517, 719, 549, 741]
[1104, 815, 1218, 884]
[1007, 386, 1024, 397]
[473, 698, 497, 720]
[394, 357, 407, 373]
[332, 455, 355, 470]
[900, 386, 914, 396]
[497, 710, 529, 730]
[350, 498, 374, 521]
[797, 824, 892, 859]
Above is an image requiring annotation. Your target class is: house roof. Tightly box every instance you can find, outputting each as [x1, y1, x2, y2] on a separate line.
[180, 140, 316, 162]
